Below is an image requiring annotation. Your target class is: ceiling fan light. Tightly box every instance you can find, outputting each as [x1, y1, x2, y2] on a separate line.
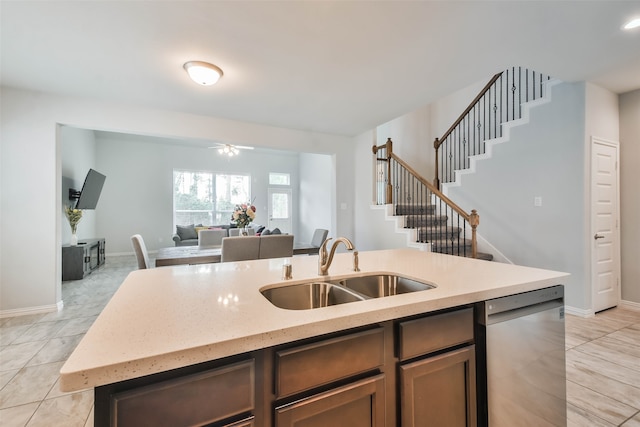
[183, 61, 223, 86]
[210, 144, 243, 157]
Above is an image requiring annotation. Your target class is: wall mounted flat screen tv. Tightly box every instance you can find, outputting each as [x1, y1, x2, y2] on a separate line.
[70, 169, 106, 209]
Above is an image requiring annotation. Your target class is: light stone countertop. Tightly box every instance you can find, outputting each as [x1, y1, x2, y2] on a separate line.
[59, 248, 569, 392]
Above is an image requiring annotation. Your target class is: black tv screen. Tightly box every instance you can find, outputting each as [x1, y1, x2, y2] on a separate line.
[75, 169, 106, 209]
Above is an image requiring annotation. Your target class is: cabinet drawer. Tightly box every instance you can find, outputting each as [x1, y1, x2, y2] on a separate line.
[224, 416, 255, 427]
[111, 359, 254, 427]
[275, 328, 385, 398]
[398, 307, 473, 360]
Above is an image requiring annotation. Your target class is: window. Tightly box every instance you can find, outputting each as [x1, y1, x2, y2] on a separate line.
[174, 170, 250, 226]
[269, 172, 290, 186]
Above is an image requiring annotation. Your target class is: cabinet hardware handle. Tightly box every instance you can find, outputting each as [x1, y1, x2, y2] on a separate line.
[594, 234, 605, 240]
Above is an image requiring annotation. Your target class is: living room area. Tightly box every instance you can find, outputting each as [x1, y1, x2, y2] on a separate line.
[61, 126, 334, 258]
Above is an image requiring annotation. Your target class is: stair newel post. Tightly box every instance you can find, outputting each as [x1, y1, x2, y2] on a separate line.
[372, 144, 379, 204]
[469, 209, 479, 258]
[433, 137, 441, 190]
[386, 138, 393, 205]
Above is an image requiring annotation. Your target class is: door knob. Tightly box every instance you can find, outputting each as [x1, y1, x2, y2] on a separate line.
[594, 234, 605, 240]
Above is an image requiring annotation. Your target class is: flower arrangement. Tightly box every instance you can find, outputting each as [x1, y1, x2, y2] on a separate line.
[65, 206, 83, 234]
[231, 203, 256, 228]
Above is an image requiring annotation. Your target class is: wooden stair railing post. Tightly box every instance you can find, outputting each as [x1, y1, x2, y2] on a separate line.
[433, 137, 440, 190]
[372, 144, 378, 204]
[385, 138, 393, 205]
[389, 151, 481, 259]
[469, 209, 479, 258]
[372, 138, 394, 205]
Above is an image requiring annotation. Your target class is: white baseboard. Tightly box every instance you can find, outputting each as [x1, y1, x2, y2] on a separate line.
[107, 250, 158, 257]
[565, 300, 640, 318]
[0, 300, 62, 319]
[565, 305, 595, 318]
[620, 300, 640, 312]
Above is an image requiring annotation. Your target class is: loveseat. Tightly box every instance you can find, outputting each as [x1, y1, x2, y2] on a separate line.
[220, 234, 294, 262]
[172, 224, 236, 246]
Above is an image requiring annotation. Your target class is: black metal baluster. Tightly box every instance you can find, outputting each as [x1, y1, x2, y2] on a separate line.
[518, 66, 522, 119]
[456, 212, 460, 257]
[524, 70, 529, 102]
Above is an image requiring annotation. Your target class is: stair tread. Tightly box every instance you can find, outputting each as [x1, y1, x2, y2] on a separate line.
[390, 203, 494, 261]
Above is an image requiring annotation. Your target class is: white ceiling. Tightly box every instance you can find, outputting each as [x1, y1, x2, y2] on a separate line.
[2, 1, 639, 137]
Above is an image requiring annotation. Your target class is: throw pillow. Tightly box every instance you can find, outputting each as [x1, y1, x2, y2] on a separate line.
[177, 224, 197, 240]
[272, 228, 281, 235]
[257, 226, 265, 234]
[261, 229, 271, 236]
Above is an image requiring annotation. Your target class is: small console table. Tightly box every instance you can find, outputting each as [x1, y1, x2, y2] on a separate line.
[62, 238, 106, 281]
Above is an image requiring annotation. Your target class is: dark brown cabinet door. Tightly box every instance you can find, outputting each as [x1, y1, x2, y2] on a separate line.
[400, 346, 476, 427]
[275, 375, 385, 427]
[110, 360, 254, 427]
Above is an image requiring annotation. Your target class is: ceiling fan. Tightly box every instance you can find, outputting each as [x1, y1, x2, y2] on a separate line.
[208, 143, 254, 157]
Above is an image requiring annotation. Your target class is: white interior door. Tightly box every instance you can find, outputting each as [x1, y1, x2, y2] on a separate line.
[591, 137, 620, 313]
[268, 188, 292, 233]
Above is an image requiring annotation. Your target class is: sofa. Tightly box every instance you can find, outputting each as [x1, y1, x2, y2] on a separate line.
[220, 235, 294, 262]
[172, 224, 236, 246]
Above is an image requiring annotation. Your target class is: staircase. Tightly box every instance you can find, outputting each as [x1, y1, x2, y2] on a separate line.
[396, 203, 493, 260]
[373, 67, 553, 262]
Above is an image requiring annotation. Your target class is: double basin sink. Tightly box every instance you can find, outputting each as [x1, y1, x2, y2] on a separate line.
[261, 274, 436, 310]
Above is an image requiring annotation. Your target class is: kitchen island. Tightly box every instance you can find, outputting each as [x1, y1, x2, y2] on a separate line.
[60, 248, 569, 426]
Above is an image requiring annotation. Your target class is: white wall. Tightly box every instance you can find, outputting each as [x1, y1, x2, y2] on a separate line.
[298, 153, 332, 243]
[61, 127, 98, 244]
[619, 89, 640, 304]
[0, 87, 353, 314]
[93, 133, 306, 253]
[445, 82, 589, 309]
[429, 79, 486, 139]
[1, 90, 61, 314]
[376, 104, 434, 179]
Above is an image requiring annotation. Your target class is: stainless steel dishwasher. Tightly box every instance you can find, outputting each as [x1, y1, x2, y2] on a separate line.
[476, 285, 566, 426]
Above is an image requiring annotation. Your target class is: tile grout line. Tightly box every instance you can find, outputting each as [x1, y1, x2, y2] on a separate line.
[565, 319, 640, 426]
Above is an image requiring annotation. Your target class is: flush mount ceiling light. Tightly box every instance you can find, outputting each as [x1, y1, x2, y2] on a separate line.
[623, 18, 640, 30]
[183, 61, 223, 86]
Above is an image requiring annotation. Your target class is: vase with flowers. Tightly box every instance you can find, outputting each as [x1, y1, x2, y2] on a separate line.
[231, 202, 256, 235]
[65, 206, 83, 246]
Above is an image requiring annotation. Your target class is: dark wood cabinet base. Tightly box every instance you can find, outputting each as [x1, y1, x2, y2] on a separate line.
[62, 238, 105, 281]
[95, 305, 477, 427]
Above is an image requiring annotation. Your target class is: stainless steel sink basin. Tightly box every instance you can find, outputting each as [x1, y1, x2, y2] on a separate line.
[330, 274, 435, 298]
[261, 282, 366, 310]
[261, 273, 436, 310]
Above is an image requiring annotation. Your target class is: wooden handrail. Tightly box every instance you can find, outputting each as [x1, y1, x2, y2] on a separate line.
[374, 138, 479, 258]
[434, 72, 503, 150]
[390, 153, 472, 222]
[433, 72, 502, 190]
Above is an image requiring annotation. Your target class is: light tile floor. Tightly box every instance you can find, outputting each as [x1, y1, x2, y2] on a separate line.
[0, 255, 138, 427]
[565, 306, 640, 426]
[0, 255, 639, 426]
